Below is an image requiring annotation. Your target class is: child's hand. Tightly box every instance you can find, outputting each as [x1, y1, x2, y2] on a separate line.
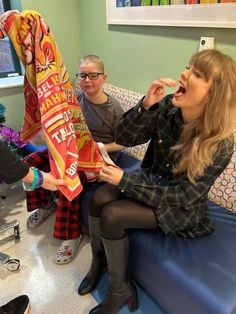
[143, 78, 177, 109]
[0, 10, 19, 38]
[30, 131, 46, 146]
[0, 10, 19, 27]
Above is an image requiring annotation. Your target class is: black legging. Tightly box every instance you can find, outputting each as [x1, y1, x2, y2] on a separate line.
[90, 183, 157, 240]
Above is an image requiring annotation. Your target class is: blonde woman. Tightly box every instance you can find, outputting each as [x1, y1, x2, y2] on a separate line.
[78, 49, 236, 314]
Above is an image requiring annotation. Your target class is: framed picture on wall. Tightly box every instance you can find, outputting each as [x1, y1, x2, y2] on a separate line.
[106, 0, 236, 28]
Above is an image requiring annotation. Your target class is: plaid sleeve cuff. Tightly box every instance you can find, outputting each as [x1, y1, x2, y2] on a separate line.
[118, 172, 132, 193]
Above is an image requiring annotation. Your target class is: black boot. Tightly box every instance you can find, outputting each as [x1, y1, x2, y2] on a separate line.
[89, 236, 139, 314]
[0, 295, 30, 314]
[78, 216, 107, 295]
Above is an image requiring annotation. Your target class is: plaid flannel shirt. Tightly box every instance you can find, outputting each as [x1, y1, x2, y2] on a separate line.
[115, 95, 234, 238]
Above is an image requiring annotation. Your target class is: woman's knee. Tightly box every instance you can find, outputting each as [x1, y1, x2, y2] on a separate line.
[100, 203, 123, 237]
[89, 184, 121, 217]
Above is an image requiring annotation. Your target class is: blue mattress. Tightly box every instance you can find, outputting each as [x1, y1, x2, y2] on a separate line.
[128, 201, 236, 314]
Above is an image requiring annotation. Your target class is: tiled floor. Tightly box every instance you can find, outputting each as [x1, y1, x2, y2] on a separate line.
[0, 183, 97, 313]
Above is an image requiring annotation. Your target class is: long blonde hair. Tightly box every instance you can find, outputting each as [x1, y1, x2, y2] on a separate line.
[172, 49, 236, 183]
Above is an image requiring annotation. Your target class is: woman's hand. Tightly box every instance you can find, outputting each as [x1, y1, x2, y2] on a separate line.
[143, 78, 177, 109]
[22, 168, 67, 191]
[99, 166, 124, 186]
[41, 172, 66, 191]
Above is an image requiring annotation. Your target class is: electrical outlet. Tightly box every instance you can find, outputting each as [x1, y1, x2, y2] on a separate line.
[199, 37, 215, 51]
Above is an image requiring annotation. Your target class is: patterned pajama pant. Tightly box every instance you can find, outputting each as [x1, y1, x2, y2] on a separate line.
[24, 149, 86, 240]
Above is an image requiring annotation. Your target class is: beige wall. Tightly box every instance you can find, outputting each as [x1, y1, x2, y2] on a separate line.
[77, 0, 236, 93]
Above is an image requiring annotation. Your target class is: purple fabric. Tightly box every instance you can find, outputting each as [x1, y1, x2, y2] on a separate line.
[0, 125, 26, 148]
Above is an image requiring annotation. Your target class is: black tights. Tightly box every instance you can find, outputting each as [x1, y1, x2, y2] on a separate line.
[90, 183, 157, 240]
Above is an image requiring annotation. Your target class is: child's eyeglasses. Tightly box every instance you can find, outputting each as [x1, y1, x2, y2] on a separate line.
[76, 72, 104, 80]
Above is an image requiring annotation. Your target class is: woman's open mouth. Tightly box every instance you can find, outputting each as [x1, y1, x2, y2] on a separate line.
[174, 85, 186, 97]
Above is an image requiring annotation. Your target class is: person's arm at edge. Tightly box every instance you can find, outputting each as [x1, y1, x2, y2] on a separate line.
[103, 142, 124, 153]
[0, 140, 29, 183]
[0, 140, 65, 191]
